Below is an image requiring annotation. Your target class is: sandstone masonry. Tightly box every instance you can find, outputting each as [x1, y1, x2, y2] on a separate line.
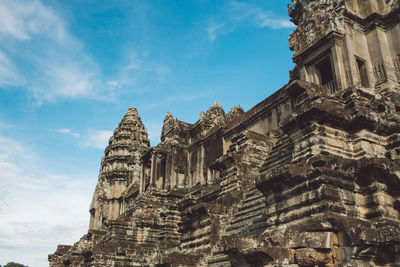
[49, 0, 400, 266]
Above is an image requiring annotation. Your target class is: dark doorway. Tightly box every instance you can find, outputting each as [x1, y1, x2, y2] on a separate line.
[356, 57, 369, 87]
[316, 56, 336, 93]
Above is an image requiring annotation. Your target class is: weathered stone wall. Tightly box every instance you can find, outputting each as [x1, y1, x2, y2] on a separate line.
[289, 0, 400, 92]
[50, 1, 400, 266]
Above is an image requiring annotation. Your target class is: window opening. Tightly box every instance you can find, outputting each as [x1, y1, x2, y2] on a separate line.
[316, 55, 336, 93]
[356, 57, 369, 87]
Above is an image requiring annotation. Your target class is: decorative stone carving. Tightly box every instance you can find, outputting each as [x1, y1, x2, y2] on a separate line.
[346, 69, 353, 88]
[373, 62, 387, 84]
[288, 0, 345, 55]
[395, 56, 400, 82]
[200, 101, 225, 130]
[50, 1, 400, 266]
[161, 110, 174, 142]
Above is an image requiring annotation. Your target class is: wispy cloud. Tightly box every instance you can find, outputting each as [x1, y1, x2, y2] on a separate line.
[33, 59, 98, 103]
[0, 0, 68, 41]
[206, 23, 225, 42]
[110, 49, 171, 96]
[53, 128, 113, 149]
[83, 130, 113, 149]
[0, 0, 104, 105]
[123, 51, 171, 75]
[53, 128, 116, 149]
[54, 128, 80, 138]
[206, 1, 294, 41]
[107, 80, 121, 88]
[0, 50, 21, 87]
[0, 0, 174, 105]
[0, 127, 94, 267]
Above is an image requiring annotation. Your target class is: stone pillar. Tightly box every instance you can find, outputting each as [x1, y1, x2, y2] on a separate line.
[165, 154, 170, 190]
[186, 152, 191, 187]
[366, 30, 386, 86]
[150, 153, 156, 188]
[343, 26, 357, 88]
[376, 27, 398, 85]
[155, 155, 161, 189]
[200, 145, 205, 185]
[331, 40, 346, 90]
[170, 150, 176, 187]
[139, 161, 144, 193]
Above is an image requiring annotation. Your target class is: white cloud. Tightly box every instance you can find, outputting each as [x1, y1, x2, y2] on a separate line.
[0, 131, 28, 167]
[108, 49, 171, 96]
[0, 0, 105, 105]
[0, 50, 21, 87]
[0, 156, 24, 184]
[84, 130, 113, 149]
[53, 128, 116, 149]
[107, 80, 121, 88]
[0, 0, 67, 41]
[53, 128, 115, 149]
[0, 129, 95, 267]
[54, 128, 80, 138]
[206, 23, 225, 41]
[36, 61, 96, 102]
[206, 1, 294, 41]
[0, 0, 173, 104]
[123, 51, 171, 75]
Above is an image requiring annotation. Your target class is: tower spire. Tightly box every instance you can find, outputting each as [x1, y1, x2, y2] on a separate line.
[89, 107, 150, 230]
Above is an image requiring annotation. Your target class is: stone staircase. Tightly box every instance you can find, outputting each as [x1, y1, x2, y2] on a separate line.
[261, 134, 292, 172]
[226, 188, 267, 237]
[207, 252, 231, 267]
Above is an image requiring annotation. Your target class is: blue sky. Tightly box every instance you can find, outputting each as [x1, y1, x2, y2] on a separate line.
[0, 0, 294, 266]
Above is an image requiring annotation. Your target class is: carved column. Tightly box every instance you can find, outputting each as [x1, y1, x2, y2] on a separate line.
[343, 26, 357, 88]
[331, 39, 346, 91]
[186, 152, 191, 187]
[395, 56, 400, 82]
[376, 28, 396, 84]
[150, 152, 156, 188]
[139, 160, 144, 193]
[156, 155, 162, 189]
[170, 149, 176, 187]
[200, 145, 205, 185]
[165, 154, 171, 190]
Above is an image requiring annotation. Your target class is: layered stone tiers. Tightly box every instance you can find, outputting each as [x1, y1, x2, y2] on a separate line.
[49, 80, 400, 266]
[50, 0, 400, 266]
[88, 107, 150, 231]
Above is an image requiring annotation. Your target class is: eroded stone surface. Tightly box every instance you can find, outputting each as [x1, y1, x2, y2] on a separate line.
[50, 0, 400, 266]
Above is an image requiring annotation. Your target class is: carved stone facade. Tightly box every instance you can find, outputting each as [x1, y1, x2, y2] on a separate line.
[88, 107, 150, 231]
[50, 1, 400, 266]
[289, 0, 400, 92]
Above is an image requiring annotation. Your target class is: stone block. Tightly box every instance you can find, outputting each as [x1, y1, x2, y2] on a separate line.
[294, 248, 331, 266]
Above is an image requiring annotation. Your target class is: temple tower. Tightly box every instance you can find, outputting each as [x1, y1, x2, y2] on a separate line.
[89, 107, 150, 230]
[50, 2, 400, 266]
[289, 0, 400, 92]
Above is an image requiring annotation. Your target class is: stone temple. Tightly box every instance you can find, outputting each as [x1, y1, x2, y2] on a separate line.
[49, 0, 400, 266]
